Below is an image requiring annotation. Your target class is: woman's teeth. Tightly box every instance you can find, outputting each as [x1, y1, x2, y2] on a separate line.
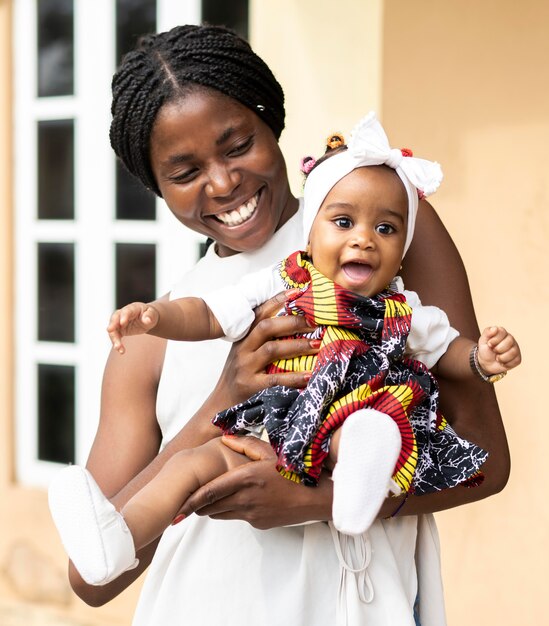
[215, 194, 258, 226]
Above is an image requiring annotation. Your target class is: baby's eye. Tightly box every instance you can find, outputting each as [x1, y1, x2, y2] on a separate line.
[334, 217, 353, 229]
[376, 223, 396, 235]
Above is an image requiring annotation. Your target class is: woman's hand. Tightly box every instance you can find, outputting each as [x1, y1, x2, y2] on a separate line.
[207, 290, 321, 411]
[177, 435, 333, 529]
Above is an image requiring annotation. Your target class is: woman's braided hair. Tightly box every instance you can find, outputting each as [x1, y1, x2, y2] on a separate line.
[110, 24, 286, 196]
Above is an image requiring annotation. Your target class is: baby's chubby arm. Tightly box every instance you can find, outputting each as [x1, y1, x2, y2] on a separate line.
[107, 297, 223, 354]
[435, 326, 521, 380]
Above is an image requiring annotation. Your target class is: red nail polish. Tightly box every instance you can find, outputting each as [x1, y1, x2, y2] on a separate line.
[171, 514, 185, 525]
[310, 339, 321, 349]
[303, 372, 312, 382]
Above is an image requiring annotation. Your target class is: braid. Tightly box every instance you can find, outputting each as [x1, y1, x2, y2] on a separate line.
[110, 24, 285, 197]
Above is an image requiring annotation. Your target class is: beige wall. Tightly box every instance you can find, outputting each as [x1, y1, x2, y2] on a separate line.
[382, 1, 546, 624]
[1, 0, 544, 624]
[251, 0, 385, 194]
[0, 0, 13, 488]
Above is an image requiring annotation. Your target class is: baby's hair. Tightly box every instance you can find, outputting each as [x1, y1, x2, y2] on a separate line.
[110, 24, 285, 196]
[301, 133, 348, 181]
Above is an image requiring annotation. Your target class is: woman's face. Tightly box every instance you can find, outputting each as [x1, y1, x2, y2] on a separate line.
[150, 90, 297, 257]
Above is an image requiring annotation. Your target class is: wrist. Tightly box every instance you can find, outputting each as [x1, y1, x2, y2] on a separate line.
[469, 345, 506, 383]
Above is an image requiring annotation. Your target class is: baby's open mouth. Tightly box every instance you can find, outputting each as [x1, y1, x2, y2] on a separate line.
[342, 262, 373, 282]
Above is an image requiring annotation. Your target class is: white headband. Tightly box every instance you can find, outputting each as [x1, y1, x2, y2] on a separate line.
[302, 112, 443, 257]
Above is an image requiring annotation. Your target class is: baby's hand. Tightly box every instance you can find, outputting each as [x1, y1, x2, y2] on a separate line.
[107, 303, 159, 354]
[477, 326, 521, 375]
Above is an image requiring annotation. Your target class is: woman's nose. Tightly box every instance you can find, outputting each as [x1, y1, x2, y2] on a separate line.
[205, 163, 241, 198]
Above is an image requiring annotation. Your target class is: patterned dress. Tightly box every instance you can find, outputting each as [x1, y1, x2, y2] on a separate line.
[213, 251, 487, 496]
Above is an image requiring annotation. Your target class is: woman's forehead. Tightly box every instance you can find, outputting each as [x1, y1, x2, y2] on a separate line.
[150, 92, 257, 159]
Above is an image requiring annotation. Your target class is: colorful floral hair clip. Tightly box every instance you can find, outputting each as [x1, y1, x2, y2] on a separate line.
[300, 155, 317, 176]
[326, 133, 345, 151]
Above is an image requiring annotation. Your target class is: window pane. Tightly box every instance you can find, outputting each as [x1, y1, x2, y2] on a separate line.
[202, 0, 249, 39]
[37, 0, 74, 97]
[116, 160, 156, 220]
[116, 0, 157, 63]
[115, 0, 156, 220]
[116, 243, 156, 308]
[38, 363, 75, 464]
[38, 119, 74, 219]
[38, 242, 75, 342]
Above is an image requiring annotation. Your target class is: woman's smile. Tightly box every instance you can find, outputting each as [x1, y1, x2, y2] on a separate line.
[210, 190, 260, 226]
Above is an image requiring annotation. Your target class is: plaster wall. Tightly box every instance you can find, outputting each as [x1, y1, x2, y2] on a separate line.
[382, 1, 547, 623]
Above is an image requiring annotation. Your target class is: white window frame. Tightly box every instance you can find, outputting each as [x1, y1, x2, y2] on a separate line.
[14, 0, 203, 487]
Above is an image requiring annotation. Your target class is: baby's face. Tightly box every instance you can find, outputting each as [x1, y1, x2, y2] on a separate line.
[307, 166, 407, 297]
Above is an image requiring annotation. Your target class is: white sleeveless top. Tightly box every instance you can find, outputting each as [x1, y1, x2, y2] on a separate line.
[132, 202, 447, 626]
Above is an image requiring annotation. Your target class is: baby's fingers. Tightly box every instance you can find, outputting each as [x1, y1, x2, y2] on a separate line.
[481, 325, 507, 345]
[107, 327, 126, 354]
[494, 342, 522, 370]
[140, 306, 158, 328]
[106, 312, 126, 354]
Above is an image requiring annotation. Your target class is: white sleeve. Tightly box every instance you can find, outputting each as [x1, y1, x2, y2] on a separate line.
[403, 289, 460, 369]
[202, 264, 283, 342]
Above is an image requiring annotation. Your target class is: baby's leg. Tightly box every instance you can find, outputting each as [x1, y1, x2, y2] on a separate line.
[48, 437, 247, 585]
[122, 437, 245, 549]
[329, 409, 402, 536]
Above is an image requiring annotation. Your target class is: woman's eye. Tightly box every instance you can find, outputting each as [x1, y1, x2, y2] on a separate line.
[170, 168, 199, 184]
[334, 217, 353, 229]
[229, 137, 254, 156]
[376, 223, 396, 235]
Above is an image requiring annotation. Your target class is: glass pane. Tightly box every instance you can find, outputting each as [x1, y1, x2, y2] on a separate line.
[38, 243, 75, 342]
[116, 243, 156, 308]
[116, 0, 157, 63]
[37, 0, 74, 97]
[202, 0, 249, 39]
[38, 119, 74, 219]
[115, 0, 156, 220]
[38, 363, 75, 464]
[116, 160, 156, 220]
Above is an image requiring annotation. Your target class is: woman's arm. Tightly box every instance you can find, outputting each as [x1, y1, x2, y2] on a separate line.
[69, 330, 167, 606]
[70, 290, 322, 605]
[399, 199, 511, 499]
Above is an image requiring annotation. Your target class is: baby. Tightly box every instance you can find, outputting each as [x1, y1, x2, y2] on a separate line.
[49, 112, 521, 587]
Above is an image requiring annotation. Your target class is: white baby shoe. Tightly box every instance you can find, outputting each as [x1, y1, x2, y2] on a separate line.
[48, 465, 138, 585]
[332, 408, 402, 536]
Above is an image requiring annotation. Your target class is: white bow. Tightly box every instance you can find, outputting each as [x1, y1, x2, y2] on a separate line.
[302, 112, 443, 257]
[347, 112, 442, 196]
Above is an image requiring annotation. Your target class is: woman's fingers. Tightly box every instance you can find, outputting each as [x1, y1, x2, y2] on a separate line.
[221, 434, 277, 460]
[251, 289, 301, 325]
[177, 437, 276, 519]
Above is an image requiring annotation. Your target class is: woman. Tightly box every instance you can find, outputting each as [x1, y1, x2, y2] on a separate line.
[70, 24, 509, 625]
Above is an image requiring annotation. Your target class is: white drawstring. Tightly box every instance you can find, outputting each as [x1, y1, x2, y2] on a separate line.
[329, 522, 374, 626]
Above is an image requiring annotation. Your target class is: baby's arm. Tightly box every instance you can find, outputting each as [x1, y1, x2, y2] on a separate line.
[108, 297, 223, 354]
[435, 326, 521, 380]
